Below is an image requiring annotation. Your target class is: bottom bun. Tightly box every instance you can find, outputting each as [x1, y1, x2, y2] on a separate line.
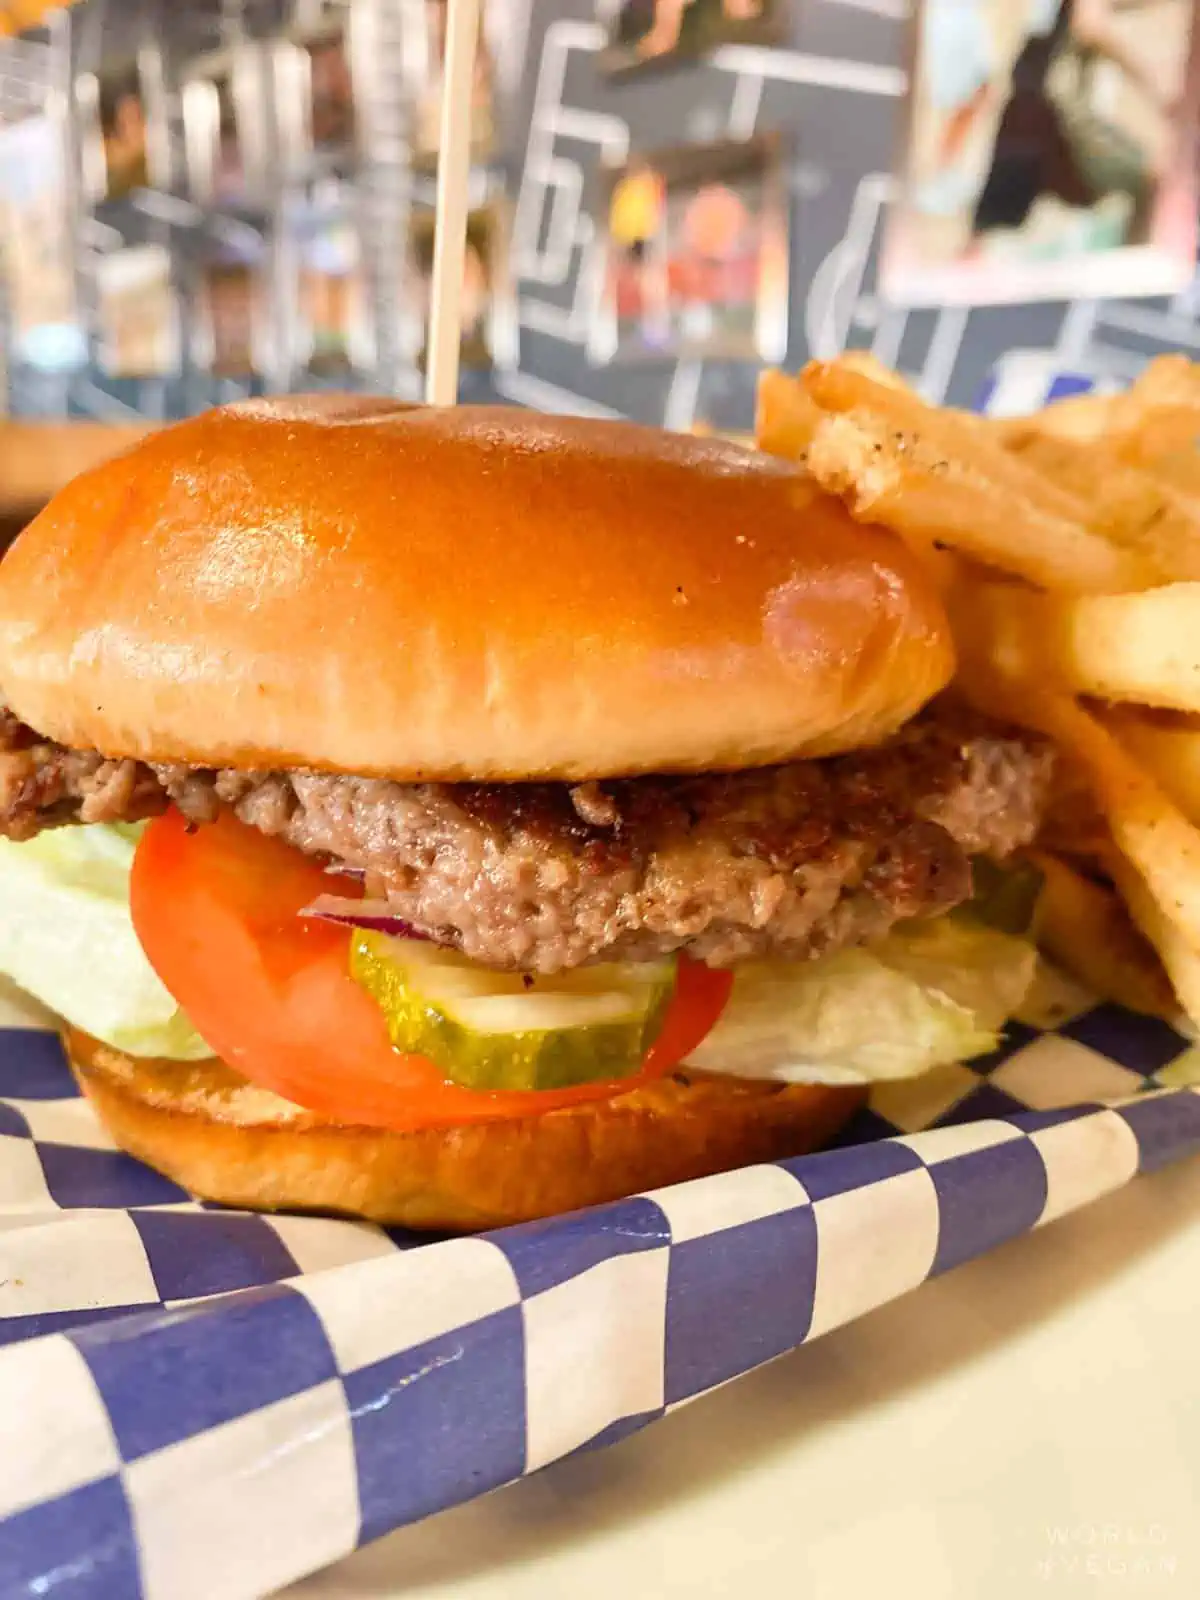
[65, 1029, 864, 1230]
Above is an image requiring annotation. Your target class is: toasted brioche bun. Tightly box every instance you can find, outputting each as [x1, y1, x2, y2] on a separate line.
[65, 1028, 863, 1230]
[0, 399, 953, 780]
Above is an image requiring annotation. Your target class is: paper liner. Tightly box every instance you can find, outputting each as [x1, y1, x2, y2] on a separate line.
[2, 987, 1200, 1597]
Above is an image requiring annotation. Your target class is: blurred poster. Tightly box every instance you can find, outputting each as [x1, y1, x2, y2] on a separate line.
[305, 28, 356, 151]
[87, 62, 149, 201]
[412, 0, 495, 164]
[276, 18, 357, 171]
[596, 135, 788, 363]
[197, 233, 265, 377]
[406, 203, 511, 369]
[276, 12, 356, 178]
[600, 0, 782, 73]
[882, 0, 1199, 306]
[182, 50, 263, 209]
[289, 183, 371, 374]
[96, 245, 177, 378]
[0, 115, 85, 374]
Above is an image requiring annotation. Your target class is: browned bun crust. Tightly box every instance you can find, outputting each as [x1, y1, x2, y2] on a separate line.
[0, 399, 952, 780]
[65, 1028, 864, 1231]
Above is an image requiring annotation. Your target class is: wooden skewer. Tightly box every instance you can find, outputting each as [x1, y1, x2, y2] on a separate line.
[425, 0, 483, 407]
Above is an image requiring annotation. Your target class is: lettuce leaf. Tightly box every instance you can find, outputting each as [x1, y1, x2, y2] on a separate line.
[684, 916, 1037, 1086]
[0, 823, 213, 1059]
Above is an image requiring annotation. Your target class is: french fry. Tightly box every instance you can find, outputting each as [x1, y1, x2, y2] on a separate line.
[947, 572, 1200, 965]
[762, 351, 1200, 1027]
[797, 362, 1161, 592]
[1079, 358, 1200, 500]
[828, 351, 917, 393]
[996, 358, 1200, 453]
[1129, 353, 1200, 411]
[1031, 711, 1200, 1003]
[1029, 850, 1179, 1022]
[993, 392, 1119, 445]
[940, 571, 1057, 720]
[756, 369, 825, 463]
[1109, 410, 1200, 508]
[1036, 756, 1111, 863]
[1102, 707, 1200, 826]
[1043, 585, 1200, 712]
[1110, 857, 1200, 1029]
[757, 370, 960, 591]
[996, 429, 1098, 489]
[998, 431, 1200, 583]
[759, 361, 915, 465]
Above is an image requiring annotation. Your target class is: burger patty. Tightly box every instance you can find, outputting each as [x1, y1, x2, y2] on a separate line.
[0, 710, 166, 837]
[0, 703, 1052, 973]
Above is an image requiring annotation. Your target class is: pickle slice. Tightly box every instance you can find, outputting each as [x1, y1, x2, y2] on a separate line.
[349, 931, 676, 1091]
[967, 856, 1045, 938]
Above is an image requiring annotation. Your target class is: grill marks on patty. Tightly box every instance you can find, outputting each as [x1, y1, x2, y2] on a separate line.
[0, 703, 1053, 973]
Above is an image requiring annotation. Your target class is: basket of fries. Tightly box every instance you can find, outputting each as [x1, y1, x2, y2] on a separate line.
[759, 352, 1200, 1037]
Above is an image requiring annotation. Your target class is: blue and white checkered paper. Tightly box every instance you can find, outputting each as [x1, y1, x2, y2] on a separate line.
[3, 983, 1200, 1600]
[4, 367, 1200, 1599]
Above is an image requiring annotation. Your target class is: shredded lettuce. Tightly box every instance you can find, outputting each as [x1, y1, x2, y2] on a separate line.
[0, 823, 213, 1059]
[685, 916, 1038, 1086]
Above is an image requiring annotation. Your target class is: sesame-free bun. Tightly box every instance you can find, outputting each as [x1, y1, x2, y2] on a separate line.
[65, 1028, 863, 1230]
[0, 398, 953, 780]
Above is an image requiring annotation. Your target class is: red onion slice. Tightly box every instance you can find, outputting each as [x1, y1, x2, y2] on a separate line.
[299, 894, 431, 942]
[323, 862, 366, 881]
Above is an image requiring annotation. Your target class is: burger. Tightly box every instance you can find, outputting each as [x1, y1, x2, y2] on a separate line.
[0, 399, 1052, 1229]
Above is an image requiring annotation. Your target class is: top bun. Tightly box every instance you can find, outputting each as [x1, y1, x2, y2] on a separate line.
[0, 399, 953, 780]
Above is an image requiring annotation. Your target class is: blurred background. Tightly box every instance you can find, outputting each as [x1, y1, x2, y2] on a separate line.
[0, 0, 1196, 446]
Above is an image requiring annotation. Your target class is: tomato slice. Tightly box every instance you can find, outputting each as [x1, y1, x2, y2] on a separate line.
[130, 808, 732, 1132]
